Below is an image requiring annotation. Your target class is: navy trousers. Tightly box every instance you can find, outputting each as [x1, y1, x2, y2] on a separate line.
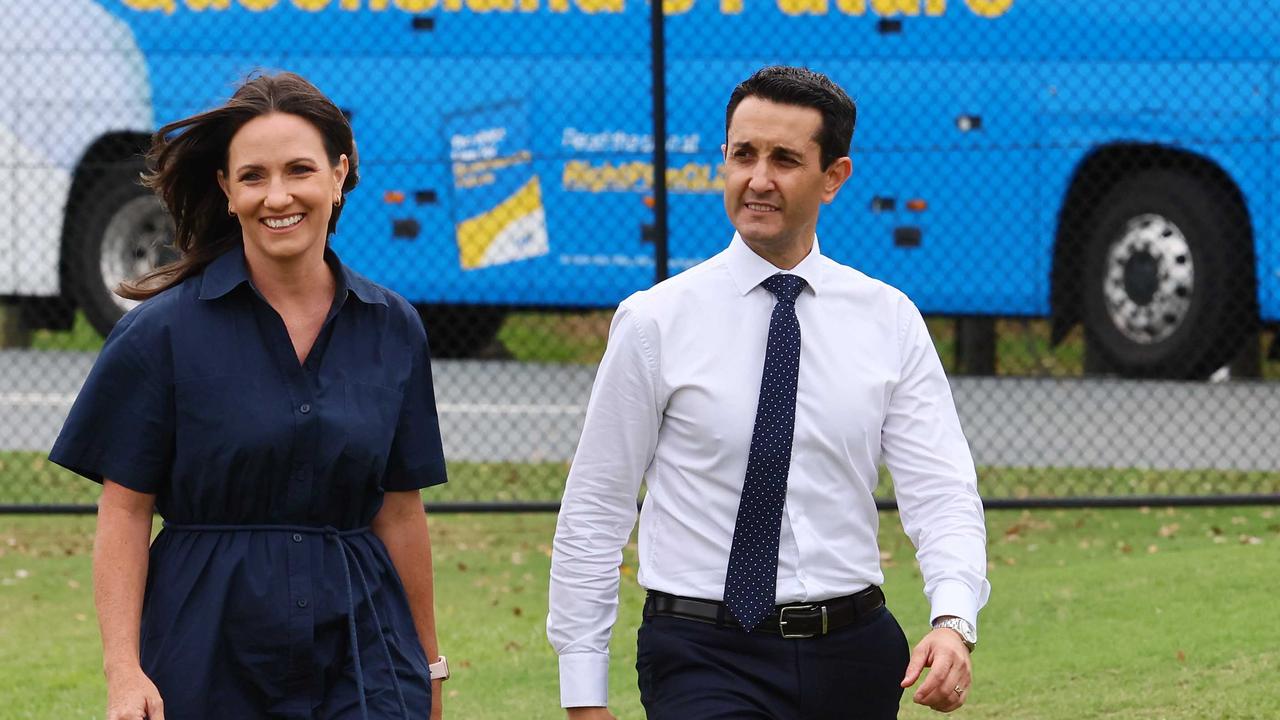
[636, 605, 910, 719]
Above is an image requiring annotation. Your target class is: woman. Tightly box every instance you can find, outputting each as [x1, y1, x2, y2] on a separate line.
[50, 72, 447, 720]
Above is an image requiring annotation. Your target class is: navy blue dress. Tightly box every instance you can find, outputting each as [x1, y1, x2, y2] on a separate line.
[50, 245, 447, 719]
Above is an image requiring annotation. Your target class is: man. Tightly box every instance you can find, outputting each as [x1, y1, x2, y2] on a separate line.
[548, 66, 989, 719]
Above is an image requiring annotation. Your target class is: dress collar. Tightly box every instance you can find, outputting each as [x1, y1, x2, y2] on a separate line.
[198, 243, 386, 307]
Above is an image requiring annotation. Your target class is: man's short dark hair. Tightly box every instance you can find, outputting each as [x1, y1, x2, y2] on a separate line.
[725, 66, 856, 170]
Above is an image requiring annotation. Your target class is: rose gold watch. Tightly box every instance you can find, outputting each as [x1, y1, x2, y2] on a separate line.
[429, 655, 450, 681]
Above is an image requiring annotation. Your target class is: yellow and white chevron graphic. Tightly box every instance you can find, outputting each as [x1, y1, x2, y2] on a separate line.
[456, 177, 549, 270]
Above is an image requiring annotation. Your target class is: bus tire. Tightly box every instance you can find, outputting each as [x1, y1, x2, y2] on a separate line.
[416, 305, 508, 359]
[1081, 169, 1254, 379]
[66, 159, 175, 338]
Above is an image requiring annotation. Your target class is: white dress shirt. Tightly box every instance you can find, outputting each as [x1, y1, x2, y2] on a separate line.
[548, 234, 990, 708]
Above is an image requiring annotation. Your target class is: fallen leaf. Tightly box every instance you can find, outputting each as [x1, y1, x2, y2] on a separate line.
[1176, 650, 1187, 663]
[456, 562, 468, 572]
[512, 607, 523, 617]
[1158, 523, 1180, 538]
[1147, 544, 1159, 554]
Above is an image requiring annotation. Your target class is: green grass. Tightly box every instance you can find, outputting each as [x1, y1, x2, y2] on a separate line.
[0, 456, 575, 507]
[1, 506, 1278, 719]
[498, 311, 613, 364]
[28, 311, 105, 353]
[5, 454, 1277, 508]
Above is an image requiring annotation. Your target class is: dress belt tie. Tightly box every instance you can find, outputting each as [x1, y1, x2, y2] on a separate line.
[163, 523, 414, 720]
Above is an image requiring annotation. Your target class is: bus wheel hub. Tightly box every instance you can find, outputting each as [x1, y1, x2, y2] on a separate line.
[1103, 213, 1194, 345]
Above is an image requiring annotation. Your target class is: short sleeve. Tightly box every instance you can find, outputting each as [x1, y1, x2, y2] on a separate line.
[383, 313, 448, 491]
[48, 313, 174, 494]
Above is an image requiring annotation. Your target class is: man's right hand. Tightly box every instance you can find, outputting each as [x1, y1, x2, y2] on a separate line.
[105, 665, 164, 720]
[566, 707, 617, 720]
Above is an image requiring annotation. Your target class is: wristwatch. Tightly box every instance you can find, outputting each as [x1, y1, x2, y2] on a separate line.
[429, 655, 450, 681]
[932, 617, 977, 653]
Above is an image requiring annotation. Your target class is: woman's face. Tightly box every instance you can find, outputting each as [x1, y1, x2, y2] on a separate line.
[217, 112, 348, 269]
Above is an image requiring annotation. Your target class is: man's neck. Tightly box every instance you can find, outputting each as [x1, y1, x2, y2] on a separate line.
[741, 234, 814, 270]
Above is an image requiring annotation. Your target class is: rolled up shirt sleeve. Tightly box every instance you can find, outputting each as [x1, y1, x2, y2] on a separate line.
[548, 302, 661, 708]
[881, 297, 990, 629]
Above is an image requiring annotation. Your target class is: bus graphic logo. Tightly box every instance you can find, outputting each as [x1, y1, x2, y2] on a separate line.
[448, 104, 549, 271]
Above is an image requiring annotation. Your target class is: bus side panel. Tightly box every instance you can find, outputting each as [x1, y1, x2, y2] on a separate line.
[279, 55, 656, 307]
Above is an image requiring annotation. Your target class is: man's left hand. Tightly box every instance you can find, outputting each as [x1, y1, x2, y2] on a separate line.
[900, 628, 972, 712]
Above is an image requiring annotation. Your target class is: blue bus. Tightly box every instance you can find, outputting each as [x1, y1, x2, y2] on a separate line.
[2, 0, 1275, 377]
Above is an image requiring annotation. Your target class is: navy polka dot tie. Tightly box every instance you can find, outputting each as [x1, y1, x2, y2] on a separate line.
[724, 273, 807, 632]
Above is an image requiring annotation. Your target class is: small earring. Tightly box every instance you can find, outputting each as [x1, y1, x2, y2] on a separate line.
[334, 195, 342, 208]
[227, 205, 235, 216]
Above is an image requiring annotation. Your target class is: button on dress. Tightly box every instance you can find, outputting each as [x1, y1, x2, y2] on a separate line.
[50, 245, 447, 719]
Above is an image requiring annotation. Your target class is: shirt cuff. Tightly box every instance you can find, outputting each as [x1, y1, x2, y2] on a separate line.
[928, 580, 980, 628]
[558, 651, 611, 708]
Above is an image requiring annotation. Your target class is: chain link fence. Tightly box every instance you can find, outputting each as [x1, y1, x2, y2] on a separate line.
[2, 0, 1278, 513]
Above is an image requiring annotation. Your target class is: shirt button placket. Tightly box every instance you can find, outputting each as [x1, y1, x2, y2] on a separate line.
[284, 523, 314, 701]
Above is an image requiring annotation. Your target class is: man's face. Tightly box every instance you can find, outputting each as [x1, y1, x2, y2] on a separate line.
[722, 96, 850, 253]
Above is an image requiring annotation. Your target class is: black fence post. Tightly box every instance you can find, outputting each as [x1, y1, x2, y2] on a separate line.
[650, 0, 669, 285]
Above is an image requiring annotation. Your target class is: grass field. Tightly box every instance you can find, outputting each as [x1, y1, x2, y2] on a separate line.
[1, 506, 1278, 719]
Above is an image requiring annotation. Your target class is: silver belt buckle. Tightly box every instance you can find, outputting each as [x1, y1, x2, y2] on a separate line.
[777, 604, 828, 639]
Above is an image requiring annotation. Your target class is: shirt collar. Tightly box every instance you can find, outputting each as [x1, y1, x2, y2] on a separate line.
[724, 232, 825, 297]
[198, 243, 387, 307]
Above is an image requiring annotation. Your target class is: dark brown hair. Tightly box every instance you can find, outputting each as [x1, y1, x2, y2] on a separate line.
[725, 66, 856, 171]
[120, 71, 360, 301]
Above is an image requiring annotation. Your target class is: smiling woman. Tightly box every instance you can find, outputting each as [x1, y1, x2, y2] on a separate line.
[47, 72, 449, 720]
[119, 72, 360, 303]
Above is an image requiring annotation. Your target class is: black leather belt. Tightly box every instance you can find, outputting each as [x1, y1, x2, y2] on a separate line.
[644, 586, 885, 639]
